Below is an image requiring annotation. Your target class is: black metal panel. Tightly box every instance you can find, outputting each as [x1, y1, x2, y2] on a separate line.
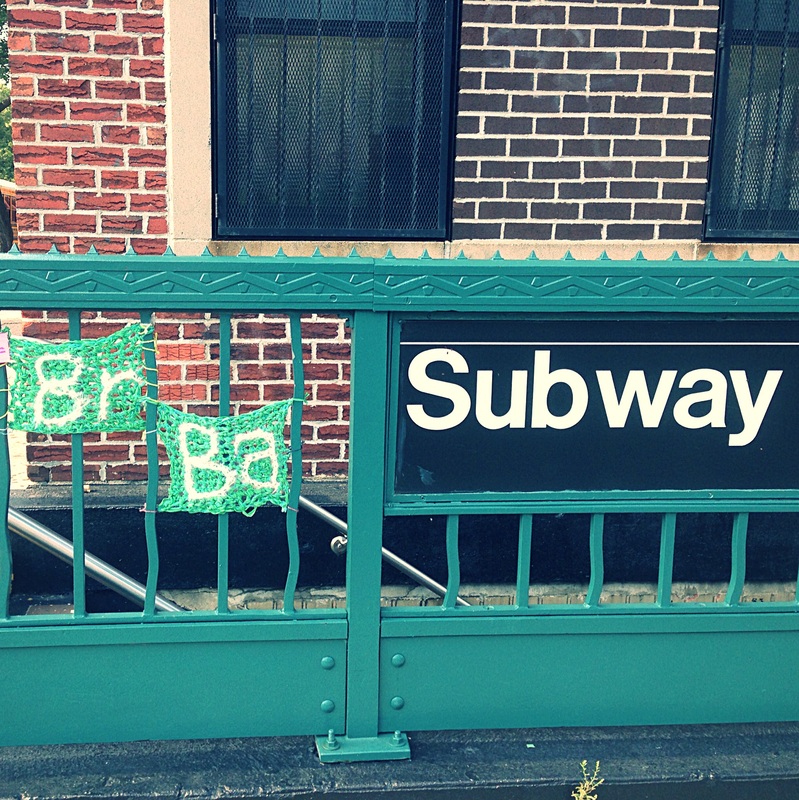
[706, 0, 799, 241]
[394, 318, 799, 494]
[214, 0, 459, 240]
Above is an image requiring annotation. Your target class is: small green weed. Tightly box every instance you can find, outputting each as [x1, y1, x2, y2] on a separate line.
[572, 760, 603, 800]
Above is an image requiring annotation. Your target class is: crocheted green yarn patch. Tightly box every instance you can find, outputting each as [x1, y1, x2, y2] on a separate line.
[157, 400, 292, 515]
[7, 324, 151, 434]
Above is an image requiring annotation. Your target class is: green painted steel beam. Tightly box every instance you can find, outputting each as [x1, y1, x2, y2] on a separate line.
[345, 311, 390, 740]
[0, 612, 347, 653]
[0, 632, 347, 745]
[380, 601, 799, 619]
[3, 250, 799, 312]
[0, 250, 376, 311]
[384, 496, 799, 514]
[378, 625, 799, 731]
[380, 612, 799, 637]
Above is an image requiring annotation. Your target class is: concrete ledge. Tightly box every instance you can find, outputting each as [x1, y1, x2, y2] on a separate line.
[10, 478, 349, 511]
[1, 724, 799, 799]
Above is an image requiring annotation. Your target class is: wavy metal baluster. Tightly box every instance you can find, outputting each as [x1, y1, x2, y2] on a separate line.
[585, 514, 605, 608]
[515, 514, 533, 609]
[657, 513, 676, 608]
[69, 309, 86, 618]
[442, 515, 461, 610]
[141, 312, 160, 617]
[283, 313, 304, 614]
[217, 312, 231, 615]
[725, 512, 749, 607]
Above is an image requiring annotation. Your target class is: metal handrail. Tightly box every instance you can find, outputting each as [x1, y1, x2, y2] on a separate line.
[9, 497, 468, 612]
[297, 495, 471, 607]
[8, 507, 185, 613]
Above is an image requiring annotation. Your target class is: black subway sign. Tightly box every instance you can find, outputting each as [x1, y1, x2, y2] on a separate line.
[393, 319, 799, 495]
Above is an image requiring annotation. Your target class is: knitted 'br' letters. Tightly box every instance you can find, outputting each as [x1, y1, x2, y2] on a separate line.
[7, 324, 151, 434]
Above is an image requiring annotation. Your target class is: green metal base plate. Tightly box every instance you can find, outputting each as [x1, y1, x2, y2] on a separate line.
[315, 731, 411, 763]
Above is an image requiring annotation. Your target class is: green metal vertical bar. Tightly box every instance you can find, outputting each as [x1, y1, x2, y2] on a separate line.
[795, 526, 799, 603]
[0, 357, 11, 620]
[140, 313, 159, 618]
[217, 312, 231, 615]
[442, 515, 460, 610]
[584, 513, 605, 608]
[345, 310, 389, 739]
[69, 310, 86, 618]
[725, 512, 749, 606]
[283, 312, 304, 615]
[515, 514, 533, 609]
[657, 513, 677, 608]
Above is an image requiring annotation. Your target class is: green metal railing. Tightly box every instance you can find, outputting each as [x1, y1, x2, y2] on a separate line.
[0, 307, 313, 625]
[0, 248, 798, 756]
[378, 509, 798, 616]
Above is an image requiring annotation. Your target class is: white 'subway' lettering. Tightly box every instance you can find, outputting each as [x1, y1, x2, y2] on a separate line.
[406, 348, 782, 447]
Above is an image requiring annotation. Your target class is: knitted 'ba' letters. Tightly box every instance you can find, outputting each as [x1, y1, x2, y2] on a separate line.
[7, 324, 151, 434]
[157, 400, 292, 516]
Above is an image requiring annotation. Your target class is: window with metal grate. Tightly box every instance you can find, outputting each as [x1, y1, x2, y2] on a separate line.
[213, 0, 460, 241]
[706, 0, 799, 241]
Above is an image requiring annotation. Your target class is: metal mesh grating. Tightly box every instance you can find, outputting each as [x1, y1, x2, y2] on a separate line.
[215, 0, 457, 240]
[707, 0, 799, 240]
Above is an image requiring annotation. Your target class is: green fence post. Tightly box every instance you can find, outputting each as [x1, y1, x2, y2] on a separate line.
[316, 309, 409, 762]
[0, 356, 10, 620]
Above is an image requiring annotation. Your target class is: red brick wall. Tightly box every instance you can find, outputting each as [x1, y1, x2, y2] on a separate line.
[7, 1, 351, 486]
[8, 0, 167, 255]
[20, 311, 351, 484]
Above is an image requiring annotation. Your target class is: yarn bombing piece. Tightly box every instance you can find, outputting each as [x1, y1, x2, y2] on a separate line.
[6, 324, 151, 434]
[157, 400, 292, 516]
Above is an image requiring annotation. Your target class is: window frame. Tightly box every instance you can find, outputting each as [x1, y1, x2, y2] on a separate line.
[211, 0, 462, 242]
[705, 0, 799, 242]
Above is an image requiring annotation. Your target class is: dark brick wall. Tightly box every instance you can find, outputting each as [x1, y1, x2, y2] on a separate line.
[453, 0, 719, 242]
